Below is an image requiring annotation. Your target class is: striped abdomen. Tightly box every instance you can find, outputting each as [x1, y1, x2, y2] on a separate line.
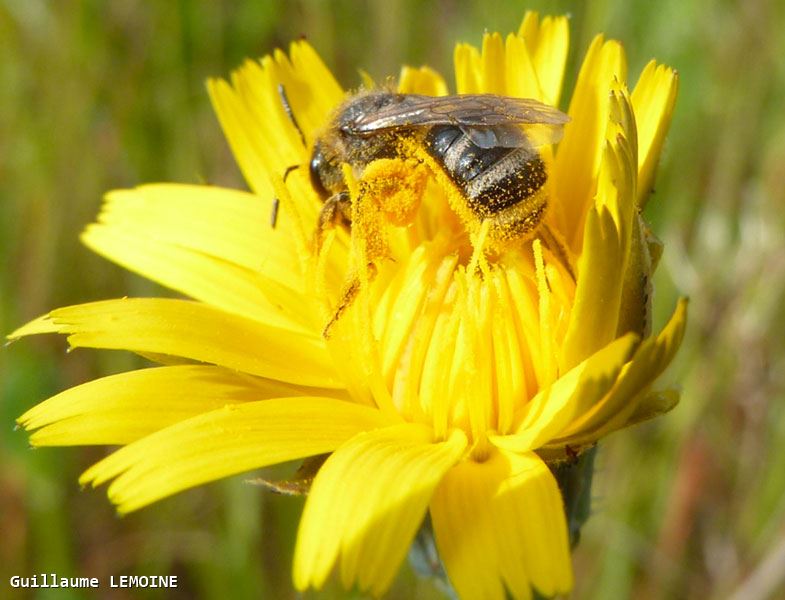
[424, 124, 548, 238]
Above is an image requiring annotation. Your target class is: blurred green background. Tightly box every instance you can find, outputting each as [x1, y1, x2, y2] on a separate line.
[2, 0, 785, 598]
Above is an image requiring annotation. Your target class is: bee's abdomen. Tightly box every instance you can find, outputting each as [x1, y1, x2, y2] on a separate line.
[424, 125, 547, 218]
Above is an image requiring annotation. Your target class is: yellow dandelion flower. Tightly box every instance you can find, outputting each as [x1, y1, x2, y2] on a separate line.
[10, 11, 686, 599]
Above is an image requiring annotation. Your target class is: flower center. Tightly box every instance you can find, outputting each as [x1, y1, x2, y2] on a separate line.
[317, 158, 575, 446]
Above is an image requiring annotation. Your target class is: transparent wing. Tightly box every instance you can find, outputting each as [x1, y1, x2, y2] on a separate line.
[463, 121, 569, 149]
[459, 124, 528, 149]
[458, 123, 566, 149]
[345, 93, 569, 149]
[346, 94, 569, 132]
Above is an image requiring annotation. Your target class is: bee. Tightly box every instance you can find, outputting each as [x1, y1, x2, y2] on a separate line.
[308, 90, 569, 246]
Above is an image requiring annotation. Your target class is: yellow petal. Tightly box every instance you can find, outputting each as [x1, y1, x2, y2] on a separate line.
[552, 35, 627, 246]
[560, 207, 621, 369]
[554, 298, 688, 443]
[491, 332, 638, 453]
[82, 185, 315, 332]
[432, 456, 506, 600]
[560, 127, 635, 374]
[454, 42, 482, 94]
[490, 268, 530, 433]
[207, 77, 275, 198]
[84, 224, 311, 332]
[616, 212, 655, 337]
[285, 40, 345, 136]
[624, 388, 680, 428]
[504, 32, 544, 101]
[388, 252, 459, 421]
[518, 12, 570, 106]
[94, 184, 302, 279]
[207, 41, 342, 198]
[480, 32, 507, 95]
[397, 65, 448, 95]
[231, 56, 308, 166]
[78, 397, 392, 513]
[560, 86, 639, 370]
[431, 449, 571, 600]
[452, 28, 552, 102]
[17, 365, 346, 445]
[293, 424, 466, 595]
[596, 83, 638, 235]
[9, 298, 339, 388]
[502, 264, 542, 392]
[632, 61, 678, 207]
[378, 245, 443, 386]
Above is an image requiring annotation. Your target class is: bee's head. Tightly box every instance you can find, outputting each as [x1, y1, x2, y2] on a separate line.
[309, 138, 345, 200]
[309, 91, 402, 202]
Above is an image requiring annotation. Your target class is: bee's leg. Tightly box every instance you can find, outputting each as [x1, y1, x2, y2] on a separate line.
[320, 177, 386, 338]
[322, 263, 378, 339]
[321, 158, 427, 337]
[322, 276, 360, 339]
[314, 191, 352, 253]
[361, 157, 428, 227]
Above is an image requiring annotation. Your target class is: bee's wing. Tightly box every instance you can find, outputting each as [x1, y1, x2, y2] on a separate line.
[348, 93, 568, 129]
[458, 124, 527, 149]
[458, 122, 567, 149]
[347, 94, 568, 149]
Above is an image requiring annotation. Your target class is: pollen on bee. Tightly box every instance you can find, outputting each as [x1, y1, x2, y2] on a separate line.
[360, 157, 429, 226]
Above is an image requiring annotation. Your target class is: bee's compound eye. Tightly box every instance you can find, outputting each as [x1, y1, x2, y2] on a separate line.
[309, 143, 331, 200]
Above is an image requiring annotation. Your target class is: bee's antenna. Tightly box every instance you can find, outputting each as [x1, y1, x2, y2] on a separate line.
[278, 83, 307, 148]
[271, 85, 305, 229]
[270, 164, 301, 229]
